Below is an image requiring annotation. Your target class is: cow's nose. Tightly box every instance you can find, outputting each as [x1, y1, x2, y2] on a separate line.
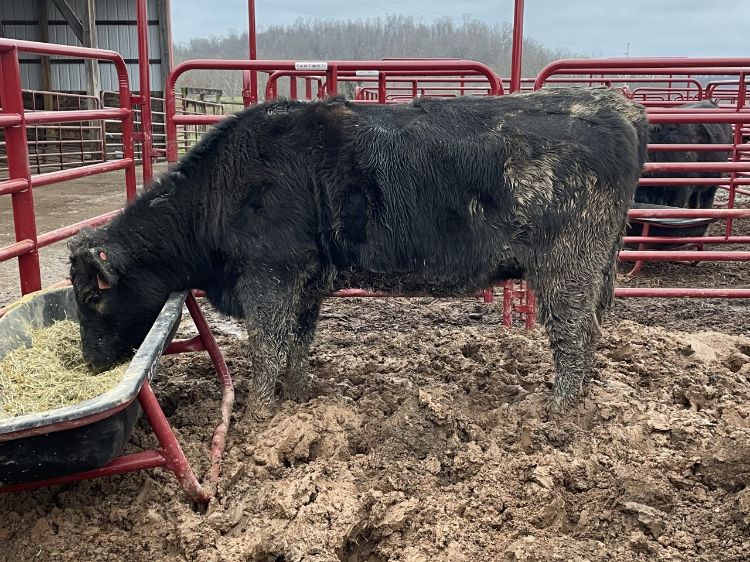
[83, 351, 115, 374]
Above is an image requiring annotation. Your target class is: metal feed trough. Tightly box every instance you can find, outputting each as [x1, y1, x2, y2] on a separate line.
[0, 287, 233, 502]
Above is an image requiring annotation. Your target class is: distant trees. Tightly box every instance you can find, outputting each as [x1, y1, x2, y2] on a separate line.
[173, 16, 579, 99]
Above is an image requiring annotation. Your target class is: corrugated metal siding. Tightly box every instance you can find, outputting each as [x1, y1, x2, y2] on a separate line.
[1, 1, 43, 90]
[0, 0, 165, 93]
[0, 1, 37, 20]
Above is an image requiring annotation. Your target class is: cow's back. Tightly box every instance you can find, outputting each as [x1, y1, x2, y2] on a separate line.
[322, 89, 647, 288]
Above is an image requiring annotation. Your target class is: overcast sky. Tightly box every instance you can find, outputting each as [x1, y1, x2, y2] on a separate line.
[171, 0, 748, 58]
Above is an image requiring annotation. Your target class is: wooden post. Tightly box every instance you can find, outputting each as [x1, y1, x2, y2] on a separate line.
[156, 0, 173, 91]
[81, 0, 100, 106]
[38, 0, 54, 170]
[38, 0, 53, 100]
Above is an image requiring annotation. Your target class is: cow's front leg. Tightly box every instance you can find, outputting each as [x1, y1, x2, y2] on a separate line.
[244, 320, 288, 405]
[237, 269, 324, 410]
[238, 280, 297, 410]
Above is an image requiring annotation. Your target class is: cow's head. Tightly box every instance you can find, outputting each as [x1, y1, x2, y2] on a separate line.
[69, 228, 170, 372]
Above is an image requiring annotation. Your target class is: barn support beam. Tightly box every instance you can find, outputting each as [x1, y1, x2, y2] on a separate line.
[37, 0, 53, 109]
[157, 0, 174, 88]
[49, 0, 99, 101]
[81, 0, 100, 104]
[49, 0, 84, 44]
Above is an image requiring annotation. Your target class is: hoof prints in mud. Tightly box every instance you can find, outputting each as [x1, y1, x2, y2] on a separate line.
[1, 297, 750, 561]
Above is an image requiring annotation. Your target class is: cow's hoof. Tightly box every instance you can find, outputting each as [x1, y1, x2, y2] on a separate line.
[243, 393, 275, 421]
[279, 388, 310, 404]
[545, 393, 575, 420]
[277, 376, 311, 404]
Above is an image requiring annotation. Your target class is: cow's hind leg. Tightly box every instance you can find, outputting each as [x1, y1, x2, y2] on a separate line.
[528, 259, 604, 412]
[596, 238, 623, 325]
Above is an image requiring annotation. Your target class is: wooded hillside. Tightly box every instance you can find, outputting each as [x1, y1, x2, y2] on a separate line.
[173, 16, 577, 98]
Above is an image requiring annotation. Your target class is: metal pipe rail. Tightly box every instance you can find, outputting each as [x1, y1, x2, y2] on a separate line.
[22, 109, 129, 125]
[623, 235, 750, 245]
[705, 79, 750, 101]
[263, 65, 504, 103]
[166, 59, 503, 161]
[638, 177, 750, 186]
[535, 58, 750, 89]
[0, 38, 136, 294]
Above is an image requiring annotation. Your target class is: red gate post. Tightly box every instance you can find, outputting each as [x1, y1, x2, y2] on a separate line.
[524, 290, 536, 329]
[242, 71, 253, 107]
[248, 0, 258, 104]
[510, 0, 525, 93]
[502, 281, 514, 327]
[327, 64, 338, 96]
[136, 0, 154, 185]
[0, 46, 42, 294]
[726, 71, 747, 237]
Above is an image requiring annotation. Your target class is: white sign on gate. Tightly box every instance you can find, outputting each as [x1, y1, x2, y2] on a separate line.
[294, 62, 328, 71]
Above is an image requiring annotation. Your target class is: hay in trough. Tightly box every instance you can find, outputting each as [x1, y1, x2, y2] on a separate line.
[0, 320, 127, 418]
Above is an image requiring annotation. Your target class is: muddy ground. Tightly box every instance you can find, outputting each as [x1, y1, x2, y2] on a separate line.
[1, 170, 749, 561]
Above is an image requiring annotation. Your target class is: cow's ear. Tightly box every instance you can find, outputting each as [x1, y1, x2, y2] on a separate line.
[89, 247, 120, 290]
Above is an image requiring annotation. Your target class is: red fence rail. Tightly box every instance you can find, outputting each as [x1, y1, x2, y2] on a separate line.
[264, 70, 501, 102]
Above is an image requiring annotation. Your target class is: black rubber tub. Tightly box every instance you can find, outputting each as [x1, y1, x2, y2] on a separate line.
[626, 202, 717, 239]
[0, 287, 185, 486]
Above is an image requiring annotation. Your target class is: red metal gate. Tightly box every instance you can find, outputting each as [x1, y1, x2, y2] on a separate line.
[0, 38, 136, 295]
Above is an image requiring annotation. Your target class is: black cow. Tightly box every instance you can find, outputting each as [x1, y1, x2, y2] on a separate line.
[69, 88, 648, 412]
[636, 100, 733, 209]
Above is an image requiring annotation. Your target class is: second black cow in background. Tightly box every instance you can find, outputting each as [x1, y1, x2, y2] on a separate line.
[636, 100, 733, 209]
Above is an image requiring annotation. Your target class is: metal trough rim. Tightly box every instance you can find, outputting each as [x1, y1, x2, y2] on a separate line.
[629, 202, 720, 228]
[0, 287, 187, 440]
